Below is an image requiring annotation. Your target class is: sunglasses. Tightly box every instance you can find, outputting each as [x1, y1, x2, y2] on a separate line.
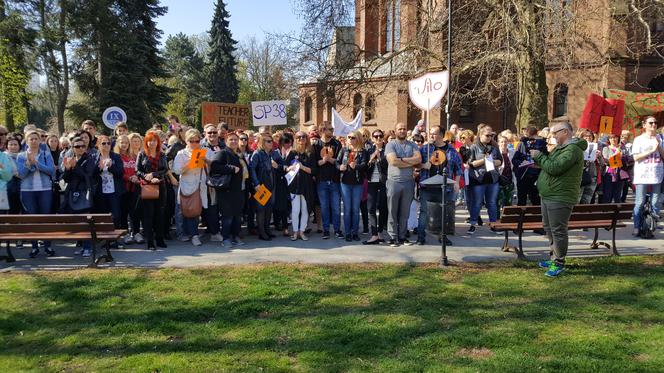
[100, 142, 111, 146]
[373, 134, 383, 138]
[347, 136, 356, 139]
[264, 140, 273, 143]
[206, 131, 218, 135]
[188, 140, 200, 143]
[0, 133, 7, 136]
[73, 145, 85, 149]
[647, 121, 658, 125]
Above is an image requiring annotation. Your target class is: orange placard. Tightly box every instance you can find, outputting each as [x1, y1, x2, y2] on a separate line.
[189, 148, 207, 169]
[608, 152, 623, 169]
[253, 184, 272, 206]
[430, 149, 447, 166]
[599, 116, 614, 136]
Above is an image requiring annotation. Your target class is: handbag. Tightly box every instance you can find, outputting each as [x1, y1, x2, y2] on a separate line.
[141, 183, 160, 200]
[68, 176, 93, 212]
[180, 170, 203, 218]
[580, 165, 592, 187]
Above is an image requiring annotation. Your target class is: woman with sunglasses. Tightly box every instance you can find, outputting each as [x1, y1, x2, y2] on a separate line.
[363, 129, 388, 245]
[249, 134, 283, 240]
[337, 130, 369, 242]
[467, 125, 502, 235]
[93, 135, 125, 245]
[285, 131, 316, 241]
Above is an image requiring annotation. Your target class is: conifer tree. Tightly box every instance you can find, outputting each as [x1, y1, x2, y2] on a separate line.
[207, 0, 238, 103]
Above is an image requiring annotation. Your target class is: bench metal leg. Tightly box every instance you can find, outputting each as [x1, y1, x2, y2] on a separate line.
[611, 228, 620, 256]
[501, 231, 517, 254]
[589, 228, 611, 252]
[516, 230, 526, 260]
[95, 241, 114, 265]
[87, 239, 98, 268]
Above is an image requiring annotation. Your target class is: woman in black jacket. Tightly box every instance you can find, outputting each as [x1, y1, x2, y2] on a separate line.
[210, 132, 246, 247]
[135, 131, 169, 250]
[249, 134, 283, 241]
[62, 136, 97, 257]
[363, 129, 389, 245]
[337, 130, 369, 242]
[285, 131, 316, 241]
[93, 135, 125, 231]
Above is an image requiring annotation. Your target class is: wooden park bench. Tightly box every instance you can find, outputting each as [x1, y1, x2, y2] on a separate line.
[490, 203, 634, 260]
[0, 214, 125, 267]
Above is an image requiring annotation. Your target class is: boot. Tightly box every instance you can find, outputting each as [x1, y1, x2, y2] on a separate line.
[256, 212, 270, 240]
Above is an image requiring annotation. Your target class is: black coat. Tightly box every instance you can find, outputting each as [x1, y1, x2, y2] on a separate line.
[62, 152, 96, 213]
[365, 145, 388, 184]
[285, 150, 316, 207]
[210, 148, 244, 217]
[92, 152, 125, 196]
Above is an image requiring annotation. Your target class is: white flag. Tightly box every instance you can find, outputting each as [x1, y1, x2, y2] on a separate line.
[332, 108, 362, 137]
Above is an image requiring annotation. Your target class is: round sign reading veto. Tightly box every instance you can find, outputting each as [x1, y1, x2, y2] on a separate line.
[102, 106, 127, 130]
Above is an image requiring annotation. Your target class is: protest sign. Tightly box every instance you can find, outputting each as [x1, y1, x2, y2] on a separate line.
[251, 100, 289, 126]
[201, 102, 251, 130]
[579, 93, 624, 137]
[285, 161, 300, 186]
[332, 108, 362, 137]
[408, 71, 449, 111]
[603, 89, 664, 135]
[608, 152, 623, 169]
[254, 184, 272, 206]
[189, 148, 207, 169]
[584, 143, 598, 162]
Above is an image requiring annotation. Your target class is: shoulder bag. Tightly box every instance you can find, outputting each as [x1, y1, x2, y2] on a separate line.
[141, 183, 160, 200]
[180, 170, 203, 218]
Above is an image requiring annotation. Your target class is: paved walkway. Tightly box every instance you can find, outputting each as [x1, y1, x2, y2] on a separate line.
[2, 208, 663, 271]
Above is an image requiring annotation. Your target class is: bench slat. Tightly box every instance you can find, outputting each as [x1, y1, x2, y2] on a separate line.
[0, 230, 125, 241]
[0, 223, 117, 234]
[499, 212, 633, 224]
[0, 214, 114, 224]
[491, 221, 626, 231]
[501, 203, 634, 217]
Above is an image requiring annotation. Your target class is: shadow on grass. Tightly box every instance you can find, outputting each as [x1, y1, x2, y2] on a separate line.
[0, 259, 663, 371]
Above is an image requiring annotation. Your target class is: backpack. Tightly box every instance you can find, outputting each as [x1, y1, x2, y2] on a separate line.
[639, 195, 657, 239]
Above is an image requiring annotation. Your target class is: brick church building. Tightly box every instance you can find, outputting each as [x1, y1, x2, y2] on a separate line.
[298, 0, 664, 132]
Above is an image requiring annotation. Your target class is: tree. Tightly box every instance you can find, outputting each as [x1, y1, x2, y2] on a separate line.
[207, 0, 238, 103]
[162, 33, 206, 126]
[68, 0, 169, 133]
[0, 0, 34, 131]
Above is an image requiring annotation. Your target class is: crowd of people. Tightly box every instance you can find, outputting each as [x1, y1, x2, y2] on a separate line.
[0, 115, 662, 260]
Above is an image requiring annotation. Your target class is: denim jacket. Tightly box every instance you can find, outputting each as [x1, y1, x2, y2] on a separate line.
[249, 149, 283, 190]
[16, 149, 56, 190]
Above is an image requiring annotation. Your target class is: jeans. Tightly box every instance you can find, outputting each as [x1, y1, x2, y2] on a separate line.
[173, 185, 184, 238]
[222, 215, 241, 240]
[469, 182, 499, 225]
[182, 217, 199, 237]
[418, 186, 456, 241]
[291, 194, 308, 233]
[633, 184, 662, 230]
[21, 190, 52, 249]
[386, 179, 415, 240]
[317, 181, 341, 233]
[541, 199, 574, 264]
[341, 183, 363, 235]
[367, 182, 388, 236]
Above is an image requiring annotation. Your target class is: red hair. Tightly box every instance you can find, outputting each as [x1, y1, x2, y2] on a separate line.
[143, 131, 161, 155]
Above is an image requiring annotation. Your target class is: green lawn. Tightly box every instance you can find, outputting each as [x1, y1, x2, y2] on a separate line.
[1, 256, 663, 372]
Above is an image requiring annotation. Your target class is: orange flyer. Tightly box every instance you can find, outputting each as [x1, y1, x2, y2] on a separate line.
[189, 149, 207, 169]
[608, 152, 622, 169]
[253, 184, 272, 206]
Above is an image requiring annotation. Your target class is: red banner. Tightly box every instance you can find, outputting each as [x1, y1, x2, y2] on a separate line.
[579, 93, 624, 136]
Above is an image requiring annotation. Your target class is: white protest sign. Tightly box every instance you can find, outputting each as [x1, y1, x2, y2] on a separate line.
[251, 100, 289, 126]
[285, 161, 301, 186]
[408, 71, 450, 111]
[332, 108, 362, 137]
[584, 143, 597, 162]
[102, 106, 127, 130]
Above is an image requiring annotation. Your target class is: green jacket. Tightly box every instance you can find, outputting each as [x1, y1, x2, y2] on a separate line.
[534, 137, 588, 204]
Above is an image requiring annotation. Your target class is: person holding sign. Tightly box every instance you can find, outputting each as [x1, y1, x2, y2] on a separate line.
[467, 125, 502, 235]
[249, 134, 283, 241]
[285, 131, 316, 241]
[210, 132, 247, 247]
[172, 130, 213, 247]
[601, 134, 627, 203]
[631, 116, 664, 237]
[337, 130, 369, 242]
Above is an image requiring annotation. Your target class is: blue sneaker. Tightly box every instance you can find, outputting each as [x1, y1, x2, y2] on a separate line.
[545, 263, 564, 277]
[538, 260, 552, 268]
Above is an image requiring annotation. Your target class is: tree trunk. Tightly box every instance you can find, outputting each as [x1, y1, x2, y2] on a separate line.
[515, 58, 548, 131]
[57, 0, 69, 134]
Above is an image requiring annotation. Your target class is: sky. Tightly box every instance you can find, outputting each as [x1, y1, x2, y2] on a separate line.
[157, 0, 304, 43]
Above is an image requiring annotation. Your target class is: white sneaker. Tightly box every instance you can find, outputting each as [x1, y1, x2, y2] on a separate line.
[232, 239, 245, 246]
[210, 233, 224, 242]
[178, 235, 190, 242]
[82, 249, 92, 257]
[123, 235, 135, 245]
[134, 233, 145, 244]
[191, 235, 202, 246]
[222, 239, 233, 247]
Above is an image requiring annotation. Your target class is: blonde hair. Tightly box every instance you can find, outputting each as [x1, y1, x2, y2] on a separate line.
[458, 129, 475, 143]
[185, 129, 202, 143]
[348, 130, 364, 151]
[114, 135, 135, 157]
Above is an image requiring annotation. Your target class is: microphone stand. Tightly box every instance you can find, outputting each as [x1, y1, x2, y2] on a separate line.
[440, 166, 449, 267]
